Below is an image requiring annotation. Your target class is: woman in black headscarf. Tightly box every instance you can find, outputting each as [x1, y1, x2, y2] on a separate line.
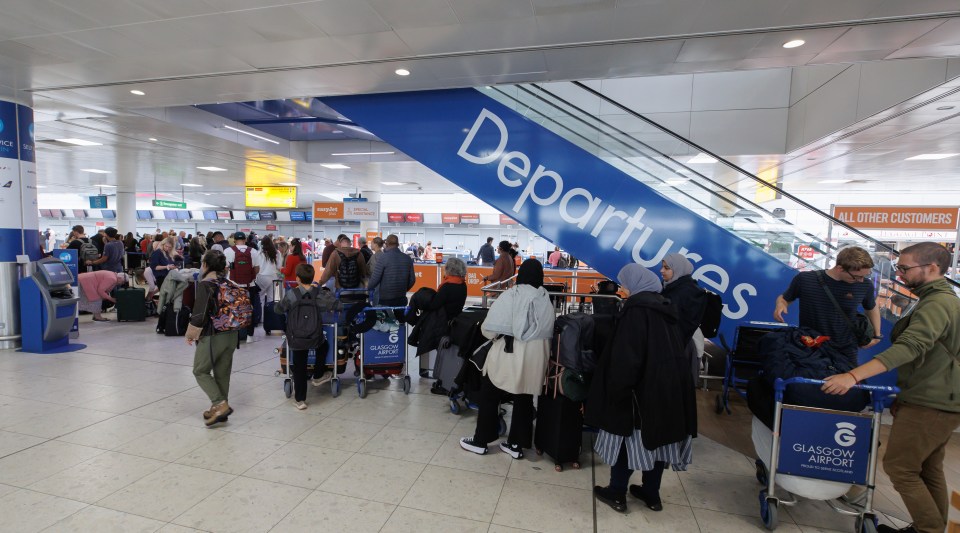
[461, 259, 555, 459]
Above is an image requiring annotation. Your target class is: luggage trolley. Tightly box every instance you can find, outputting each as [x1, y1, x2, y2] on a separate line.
[353, 306, 411, 398]
[715, 322, 789, 414]
[275, 314, 342, 398]
[758, 377, 898, 532]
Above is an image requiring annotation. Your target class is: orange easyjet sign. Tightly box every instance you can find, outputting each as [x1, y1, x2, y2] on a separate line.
[313, 202, 344, 220]
[834, 206, 959, 230]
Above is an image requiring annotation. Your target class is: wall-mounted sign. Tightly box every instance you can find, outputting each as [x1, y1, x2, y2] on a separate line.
[153, 199, 187, 209]
[834, 205, 959, 231]
[313, 202, 344, 220]
[246, 186, 297, 208]
[405, 213, 423, 223]
[344, 201, 379, 221]
[441, 213, 460, 224]
[89, 195, 107, 209]
[387, 213, 404, 223]
[266, 224, 277, 231]
[460, 213, 480, 224]
[499, 214, 518, 225]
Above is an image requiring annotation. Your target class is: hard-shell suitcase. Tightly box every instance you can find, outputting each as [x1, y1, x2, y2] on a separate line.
[432, 340, 464, 391]
[263, 303, 286, 335]
[116, 287, 146, 322]
[534, 392, 584, 472]
[158, 304, 191, 336]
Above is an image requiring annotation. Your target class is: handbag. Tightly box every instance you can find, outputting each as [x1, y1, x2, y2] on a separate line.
[815, 271, 874, 347]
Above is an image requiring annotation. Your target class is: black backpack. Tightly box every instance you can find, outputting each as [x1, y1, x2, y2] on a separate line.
[554, 313, 598, 374]
[286, 287, 324, 350]
[699, 290, 723, 338]
[336, 250, 361, 289]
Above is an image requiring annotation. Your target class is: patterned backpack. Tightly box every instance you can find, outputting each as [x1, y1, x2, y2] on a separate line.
[210, 278, 253, 332]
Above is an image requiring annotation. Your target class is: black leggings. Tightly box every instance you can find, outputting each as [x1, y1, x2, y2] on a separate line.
[473, 375, 535, 449]
[290, 349, 323, 402]
[609, 441, 666, 500]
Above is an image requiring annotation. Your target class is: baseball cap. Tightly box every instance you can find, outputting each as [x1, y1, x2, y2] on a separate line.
[233, 232, 246, 241]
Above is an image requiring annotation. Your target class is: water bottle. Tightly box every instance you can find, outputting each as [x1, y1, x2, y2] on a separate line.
[272, 279, 283, 302]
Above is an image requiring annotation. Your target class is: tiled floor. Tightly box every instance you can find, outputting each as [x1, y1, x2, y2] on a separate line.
[0, 316, 949, 532]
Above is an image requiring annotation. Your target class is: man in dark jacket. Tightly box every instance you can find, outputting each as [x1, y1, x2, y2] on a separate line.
[368, 234, 415, 307]
[476, 237, 495, 265]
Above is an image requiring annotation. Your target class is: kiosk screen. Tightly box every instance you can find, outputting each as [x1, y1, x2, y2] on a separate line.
[39, 261, 74, 286]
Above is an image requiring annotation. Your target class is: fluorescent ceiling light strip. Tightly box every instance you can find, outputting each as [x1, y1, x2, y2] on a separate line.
[55, 138, 102, 146]
[181, 183, 202, 187]
[97, 184, 117, 188]
[278, 182, 298, 186]
[687, 153, 717, 164]
[818, 179, 852, 184]
[80, 169, 110, 174]
[321, 163, 350, 170]
[381, 181, 404, 185]
[222, 124, 280, 145]
[197, 166, 227, 171]
[330, 151, 396, 156]
[904, 153, 958, 160]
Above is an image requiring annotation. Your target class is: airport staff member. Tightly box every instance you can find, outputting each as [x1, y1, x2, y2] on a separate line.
[822, 242, 960, 533]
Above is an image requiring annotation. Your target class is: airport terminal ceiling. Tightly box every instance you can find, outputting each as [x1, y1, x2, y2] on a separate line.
[1, 0, 959, 211]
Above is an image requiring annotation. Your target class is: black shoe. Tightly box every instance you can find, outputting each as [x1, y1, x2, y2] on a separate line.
[629, 484, 663, 511]
[593, 486, 626, 513]
[877, 525, 917, 533]
[430, 383, 449, 396]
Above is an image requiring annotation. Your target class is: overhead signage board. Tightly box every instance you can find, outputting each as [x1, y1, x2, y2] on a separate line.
[460, 213, 480, 224]
[387, 213, 404, 223]
[405, 213, 423, 223]
[499, 214, 518, 225]
[343, 197, 368, 202]
[343, 201, 379, 221]
[441, 213, 460, 224]
[833, 205, 959, 231]
[89, 195, 107, 209]
[245, 186, 297, 208]
[313, 202, 344, 220]
[152, 199, 187, 209]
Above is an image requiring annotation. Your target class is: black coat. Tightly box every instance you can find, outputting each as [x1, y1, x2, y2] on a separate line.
[661, 275, 707, 342]
[407, 284, 467, 356]
[585, 292, 697, 449]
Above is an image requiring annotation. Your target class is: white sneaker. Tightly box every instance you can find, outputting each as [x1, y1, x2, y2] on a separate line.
[499, 441, 524, 459]
[295, 401, 307, 410]
[245, 336, 254, 344]
[459, 437, 488, 455]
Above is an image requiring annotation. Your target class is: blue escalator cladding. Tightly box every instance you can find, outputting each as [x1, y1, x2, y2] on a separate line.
[322, 88, 798, 337]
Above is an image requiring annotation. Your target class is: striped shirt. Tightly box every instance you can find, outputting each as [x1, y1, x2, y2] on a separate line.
[782, 271, 876, 364]
[595, 429, 693, 472]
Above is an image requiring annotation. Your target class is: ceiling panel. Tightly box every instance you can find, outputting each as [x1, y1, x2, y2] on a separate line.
[448, 0, 534, 23]
[227, 38, 356, 70]
[677, 34, 765, 63]
[819, 19, 947, 54]
[48, 0, 158, 26]
[222, 7, 326, 43]
[292, 0, 391, 37]
[424, 51, 547, 80]
[366, 0, 460, 29]
[332, 31, 414, 61]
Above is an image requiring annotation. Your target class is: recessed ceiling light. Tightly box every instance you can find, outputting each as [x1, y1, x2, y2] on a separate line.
[130, 89, 145, 96]
[181, 183, 202, 187]
[222, 124, 280, 145]
[381, 181, 405, 186]
[97, 184, 117, 188]
[80, 169, 111, 174]
[197, 166, 227, 171]
[687, 153, 718, 164]
[936, 106, 955, 111]
[321, 163, 350, 170]
[55, 138, 102, 146]
[904, 153, 959, 161]
[331, 130, 344, 134]
[330, 151, 396, 156]
[278, 182, 298, 186]
[148, 137, 158, 142]
[818, 179, 852, 184]
[35, 185, 47, 189]
[782, 39, 805, 49]
[395, 68, 410, 76]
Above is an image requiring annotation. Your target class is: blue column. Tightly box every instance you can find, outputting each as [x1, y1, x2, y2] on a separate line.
[0, 100, 40, 261]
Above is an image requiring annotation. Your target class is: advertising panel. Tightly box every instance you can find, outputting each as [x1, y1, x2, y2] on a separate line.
[245, 186, 297, 208]
[362, 327, 406, 365]
[313, 202, 344, 220]
[833, 205, 959, 231]
[499, 214, 518, 225]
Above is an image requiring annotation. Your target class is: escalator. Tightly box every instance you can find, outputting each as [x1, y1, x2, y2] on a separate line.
[321, 83, 956, 354]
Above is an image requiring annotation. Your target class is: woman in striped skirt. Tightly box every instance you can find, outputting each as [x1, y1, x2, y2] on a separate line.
[585, 263, 698, 513]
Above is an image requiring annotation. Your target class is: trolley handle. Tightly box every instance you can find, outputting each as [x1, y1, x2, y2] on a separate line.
[335, 288, 374, 298]
[774, 377, 900, 395]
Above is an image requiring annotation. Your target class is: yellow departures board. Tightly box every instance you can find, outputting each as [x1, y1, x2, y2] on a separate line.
[245, 186, 298, 208]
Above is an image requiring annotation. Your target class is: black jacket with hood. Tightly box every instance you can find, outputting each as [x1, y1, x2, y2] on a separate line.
[661, 274, 707, 342]
[585, 291, 698, 449]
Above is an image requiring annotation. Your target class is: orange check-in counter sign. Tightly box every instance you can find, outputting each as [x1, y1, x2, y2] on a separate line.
[833, 205, 959, 231]
[466, 266, 493, 297]
[411, 264, 440, 292]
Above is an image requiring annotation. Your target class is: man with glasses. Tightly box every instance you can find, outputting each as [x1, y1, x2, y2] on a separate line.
[821, 242, 960, 533]
[774, 246, 882, 367]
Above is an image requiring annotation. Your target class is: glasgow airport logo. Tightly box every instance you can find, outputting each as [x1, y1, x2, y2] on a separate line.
[834, 422, 857, 447]
[0, 119, 4, 134]
[28, 123, 34, 141]
[58, 252, 71, 262]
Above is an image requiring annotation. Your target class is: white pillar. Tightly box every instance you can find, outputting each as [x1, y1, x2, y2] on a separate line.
[360, 191, 381, 239]
[116, 191, 136, 237]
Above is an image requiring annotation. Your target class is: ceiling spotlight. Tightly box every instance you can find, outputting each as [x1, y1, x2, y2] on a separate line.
[321, 163, 350, 170]
[782, 39, 805, 49]
[148, 137, 158, 142]
[395, 68, 410, 76]
[331, 130, 344, 134]
[130, 89, 145, 96]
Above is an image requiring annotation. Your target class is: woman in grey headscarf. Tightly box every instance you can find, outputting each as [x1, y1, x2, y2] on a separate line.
[586, 263, 697, 513]
[661, 253, 708, 343]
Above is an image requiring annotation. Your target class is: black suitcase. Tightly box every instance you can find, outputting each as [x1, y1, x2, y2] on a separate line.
[263, 304, 286, 335]
[116, 287, 146, 322]
[432, 340, 464, 392]
[157, 304, 190, 336]
[534, 392, 584, 472]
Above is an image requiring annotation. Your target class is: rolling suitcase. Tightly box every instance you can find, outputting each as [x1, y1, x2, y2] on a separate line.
[263, 304, 286, 335]
[534, 392, 583, 472]
[431, 339, 464, 393]
[116, 287, 146, 322]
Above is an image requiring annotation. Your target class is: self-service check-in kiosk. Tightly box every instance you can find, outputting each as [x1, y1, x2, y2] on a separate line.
[19, 257, 84, 353]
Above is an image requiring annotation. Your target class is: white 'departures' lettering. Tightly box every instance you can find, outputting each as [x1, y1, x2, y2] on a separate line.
[457, 108, 757, 320]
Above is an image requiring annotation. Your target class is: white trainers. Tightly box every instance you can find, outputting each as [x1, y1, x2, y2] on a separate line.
[499, 441, 524, 459]
[459, 437, 488, 455]
[245, 336, 254, 344]
[295, 401, 307, 410]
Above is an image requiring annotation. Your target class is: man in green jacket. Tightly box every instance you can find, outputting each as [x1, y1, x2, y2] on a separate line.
[822, 242, 960, 533]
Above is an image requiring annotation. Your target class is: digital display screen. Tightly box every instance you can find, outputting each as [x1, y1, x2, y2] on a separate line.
[203, 210, 217, 220]
[176, 211, 190, 220]
[246, 211, 261, 221]
[163, 210, 178, 220]
[216, 211, 231, 220]
[39, 209, 53, 217]
[73, 209, 87, 219]
[245, 186, 297, 208]
[259, 211, 276, 221]
[39, 260, 73, 286]
[289, 211, 305, 221]
[101, 210, 116, 219]
[136, 210, 152, 219]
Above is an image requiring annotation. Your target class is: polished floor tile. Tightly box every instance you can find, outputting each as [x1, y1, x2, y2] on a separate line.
[0, 429, 45, 457]
[595, 498, 701, 532]
[680, 469, 765, 517]
[270, 490, 396, 533]
[29, 450, 165, 503]
[493, 478, 593, 533]
[0, 489, 88, 533]
[97, 463, 235, 522]
[43, 505, 166, 533]
[175, 432, 286, 475]
[115, 423, 224, 462]
[242, 442, 352, 490]
[319, 453, 425, 505]
[56, 415, 168, 450]
[172, 476, 310, 533]
[429, 434, 515, 477]
[0, 440, 105, 487]
[692, 507, 802, 532]
[402, 465, 506, 522]
[293, 415, 384, 451]
[223, 409, 322, 441]
[358, 426, 447, 464]
[381, 506, 490, 533]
